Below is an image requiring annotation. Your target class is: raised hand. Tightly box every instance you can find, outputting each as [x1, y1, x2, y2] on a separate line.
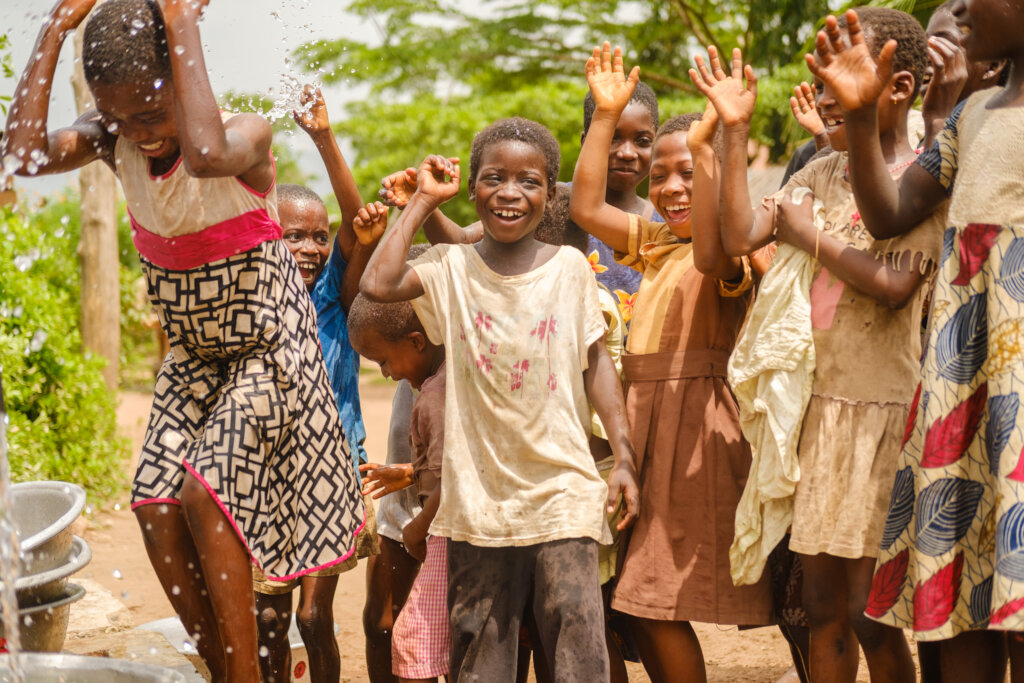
[415, 154, 461, 206]
[805, 10, 895, 113]
[689, 46, 758, 130]
[379, 167, 418, 209]
[790, 82, 825, 137]
[358, 462, 414, 499]
[585, 41, 640, 116]
[293, 85, 331, 136]
[922, 35, 968, 118]
[687, 97, 720, 154]
[353, 201, 389, 246]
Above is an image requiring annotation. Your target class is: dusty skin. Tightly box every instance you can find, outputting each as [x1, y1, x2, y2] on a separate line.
[76, 374, 898, 682]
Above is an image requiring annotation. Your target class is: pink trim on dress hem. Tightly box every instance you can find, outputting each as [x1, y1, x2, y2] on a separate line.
[130, 497, 182, 510]
[180, 460, 366, 583]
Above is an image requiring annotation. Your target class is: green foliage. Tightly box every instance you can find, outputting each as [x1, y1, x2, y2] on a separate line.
[0, 200, 127, 502]
[0, 33, 12, 115]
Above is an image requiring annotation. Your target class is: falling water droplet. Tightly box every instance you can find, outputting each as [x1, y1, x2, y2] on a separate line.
[112, 569, 123, 580]
[153, 78, 163, 90]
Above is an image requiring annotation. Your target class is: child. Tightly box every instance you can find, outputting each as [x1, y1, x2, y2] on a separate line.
[694, 9, 941, 682]
[360, 120, 640, 680]
[348, 290, 448, 683]
[570, 43, 772, 683]
[809, 4, 1024, 680]
[1, 2, 364, 679]
[252, 87, 382, 683]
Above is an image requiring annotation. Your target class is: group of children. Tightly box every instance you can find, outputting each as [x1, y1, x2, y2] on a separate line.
[4, 0, 1024, 681]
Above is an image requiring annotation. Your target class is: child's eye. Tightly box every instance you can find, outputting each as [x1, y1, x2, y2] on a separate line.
[637, 136, 653, 147]
[316, 235, 329, 245]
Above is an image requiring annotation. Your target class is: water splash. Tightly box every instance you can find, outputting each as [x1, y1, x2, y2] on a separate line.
[0, 373, 25, 683]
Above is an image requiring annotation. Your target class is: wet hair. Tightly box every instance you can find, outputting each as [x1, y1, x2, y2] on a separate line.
[534, 184, 588, 254]
[653, 112, 722, 159]
[83, 0, 171, 86]
[469, 117, 561, 189]
[348, 245, 429, 342]
[583, 81, 660, 134]
[840, 7, 929, 99]
[278, 184, 325, 209]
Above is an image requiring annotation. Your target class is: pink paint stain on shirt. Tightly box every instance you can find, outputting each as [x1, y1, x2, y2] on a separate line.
[810, 267, 844, 330]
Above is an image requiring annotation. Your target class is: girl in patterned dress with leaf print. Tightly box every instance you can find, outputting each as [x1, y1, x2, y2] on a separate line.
[3, 1, 364, 680]
[810, 1, 1024, 679]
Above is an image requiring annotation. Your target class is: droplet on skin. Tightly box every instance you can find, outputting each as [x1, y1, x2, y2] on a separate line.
[171, 585, 181, 595]
[113, 569, 123, 579]
[259, 646, 269, 658]
[174, 45, 186, 56]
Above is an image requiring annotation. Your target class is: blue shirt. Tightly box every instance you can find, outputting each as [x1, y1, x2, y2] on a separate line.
[311, 245, 367, 474]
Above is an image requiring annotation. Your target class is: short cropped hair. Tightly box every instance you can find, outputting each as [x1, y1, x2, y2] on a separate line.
[349, 245, 429, 342]
[83, 0, 170, 85]
[653, 112, 723, 159]
[469, 117, 561, 189]
[583, 81, 660, 134]
[534, 184, 588, 254]
[277, 184, 325, 209]
[841, 7, 929, 99]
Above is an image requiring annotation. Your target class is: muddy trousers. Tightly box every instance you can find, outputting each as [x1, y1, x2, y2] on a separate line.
[447, 537, 608, 682]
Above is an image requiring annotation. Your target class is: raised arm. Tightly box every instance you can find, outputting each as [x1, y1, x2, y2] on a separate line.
[294, 86, 366, 261]
[360, 155, 460, 302]
[690, 46, 773, 256]
[791, 82, 830, 151]
[569, 43, 638, 254]
[687, 50, 745, 279]
[157, 0, 274, 189]
[807, 11, 946, 240]
[2, 0, 113, 176]
[342, 202, 389, 311]
[380, 167, 484, 244]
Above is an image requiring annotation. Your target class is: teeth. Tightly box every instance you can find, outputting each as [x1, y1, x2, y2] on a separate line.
[138, 141, 163, 151]
[495, 209, 524, 218]
[665, 204, 690, 212]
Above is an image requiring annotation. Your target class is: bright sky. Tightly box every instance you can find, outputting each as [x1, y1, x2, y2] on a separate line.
[1, 0, 376, 199]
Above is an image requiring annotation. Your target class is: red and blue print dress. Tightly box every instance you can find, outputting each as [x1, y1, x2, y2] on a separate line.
[119, 126, 364, 581]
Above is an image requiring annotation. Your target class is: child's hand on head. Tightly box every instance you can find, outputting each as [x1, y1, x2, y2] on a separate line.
[922, 36, 969, 115]
[790, 82, 825, 137]
[293, 85, 331, 136]
[585, 42, 640, 116]
[805, 10, 896, 113]
[415, 154, 461, 207]
[353, 201, 389, 246]
[358, 463, 415, 499]
[379, 167, 418, 209]
[773, 191, 818, 255]
[689, 46, 758, 131]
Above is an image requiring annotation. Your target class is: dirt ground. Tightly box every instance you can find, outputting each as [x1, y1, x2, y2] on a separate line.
[75, 379, 900, 682]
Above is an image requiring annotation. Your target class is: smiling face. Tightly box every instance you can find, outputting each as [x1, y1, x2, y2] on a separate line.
[648, 131, 694, 239]
[605, 102, 657, 192]
[468, 140, 554, 245]
[280, 199, 330, 290]
[953, 0, 1022, 63]
[349, 327, 435, 389]
[91, 81, 179, 160]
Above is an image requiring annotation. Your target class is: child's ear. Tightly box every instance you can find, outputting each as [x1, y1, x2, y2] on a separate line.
[983, 60, 1008, 82]
[889, 70, 916, 104]
[546, 181, 556, 202]
[467, 176, 476, 201]
[408, 331, 427, 352]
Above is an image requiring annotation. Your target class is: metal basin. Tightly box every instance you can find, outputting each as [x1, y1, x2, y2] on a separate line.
[9, 482, 86, 576]
[0, 582, 84, 653]
[7, 536, 91, 608]
[0, 653, 187, 682]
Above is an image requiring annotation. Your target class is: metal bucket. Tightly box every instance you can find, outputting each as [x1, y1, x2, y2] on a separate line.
[10, 536, 91, 608]
[9, 482, 86, 576]
[0, 653, 187, 682]
[0, 582, 84, 653]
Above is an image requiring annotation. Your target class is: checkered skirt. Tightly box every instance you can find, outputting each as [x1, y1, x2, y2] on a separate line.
[392, 535, 450, 678]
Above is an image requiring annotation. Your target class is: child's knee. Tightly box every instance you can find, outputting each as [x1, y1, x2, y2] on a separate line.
[296, 601, 333, 639]
[257, 604, 290, 640]
[801, 578, 844, 627]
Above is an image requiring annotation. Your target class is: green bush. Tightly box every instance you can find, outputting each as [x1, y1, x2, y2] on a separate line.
[0, 199, 127, 502]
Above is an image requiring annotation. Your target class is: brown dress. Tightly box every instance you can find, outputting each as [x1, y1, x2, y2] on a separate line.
[611, 214, 774, 624]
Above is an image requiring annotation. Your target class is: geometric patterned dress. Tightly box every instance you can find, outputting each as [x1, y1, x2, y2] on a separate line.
[117, 131, 364, 581]
[866, 90, 1024, 640]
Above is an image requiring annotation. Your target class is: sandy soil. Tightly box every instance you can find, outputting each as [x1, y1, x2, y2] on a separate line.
[76, 379, 895, 682]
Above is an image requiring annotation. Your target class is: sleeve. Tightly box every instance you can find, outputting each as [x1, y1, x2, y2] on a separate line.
[409, 244, 451, 346]
[916, 99, 964, 196]
[717, 255, 754, 298]
[313, 244, 347, 308]
[613, 213, 673, 271]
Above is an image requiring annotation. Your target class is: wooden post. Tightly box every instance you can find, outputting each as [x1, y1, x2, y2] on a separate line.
[71, 26, 120, 390]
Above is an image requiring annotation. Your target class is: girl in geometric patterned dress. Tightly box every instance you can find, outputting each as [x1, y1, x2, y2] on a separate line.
[810, 4, 1024, 681]
[2, 1, 364, 680]
[696, 10, 942, 682]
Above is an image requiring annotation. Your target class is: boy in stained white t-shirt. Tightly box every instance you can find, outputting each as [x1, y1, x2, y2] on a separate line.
[359, 119, 640, 681]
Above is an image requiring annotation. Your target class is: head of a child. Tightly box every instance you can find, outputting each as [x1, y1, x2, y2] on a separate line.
[468, 118, 560, 246]
[949, 0, 1024, 65]
[647, 113, 710, 241]
[533, 184, 589, 254]
[349, 249, 442, 389]
[925, 0, 1008, 100]
[813, 8, 928, 152]
[83, 0, 178, 160]
[279, 184, 330, 291]
[582, 82, 659, 193]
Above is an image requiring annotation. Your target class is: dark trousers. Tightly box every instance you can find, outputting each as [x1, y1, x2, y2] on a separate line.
[448, 537, 608, 682]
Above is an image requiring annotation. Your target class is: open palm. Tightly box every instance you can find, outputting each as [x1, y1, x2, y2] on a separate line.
[806, 11, 894, 112]
[689, 46, 758, 130]
[585, 42, 640, 115]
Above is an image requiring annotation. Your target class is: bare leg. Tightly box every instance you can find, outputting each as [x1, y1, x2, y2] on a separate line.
[845, 557, 914, 683]
[1008, 632, 1024, 683]
[917, 640, 941, 683]
[800, 553, 858, 683]
[777, 624, 809, 683]
[180, 471, 262, 683]
[296, 575, 341, 683]
[364, 536, 421, 683]
[939, 631, 1007, 682]
[255, 591, 292, 683]
[601, 582, 629, 683]
[632, 618, 707, 683]
[135, 503, 226, 681]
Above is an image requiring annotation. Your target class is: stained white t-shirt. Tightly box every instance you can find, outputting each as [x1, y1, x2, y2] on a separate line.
[411, 243, 611, 546]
